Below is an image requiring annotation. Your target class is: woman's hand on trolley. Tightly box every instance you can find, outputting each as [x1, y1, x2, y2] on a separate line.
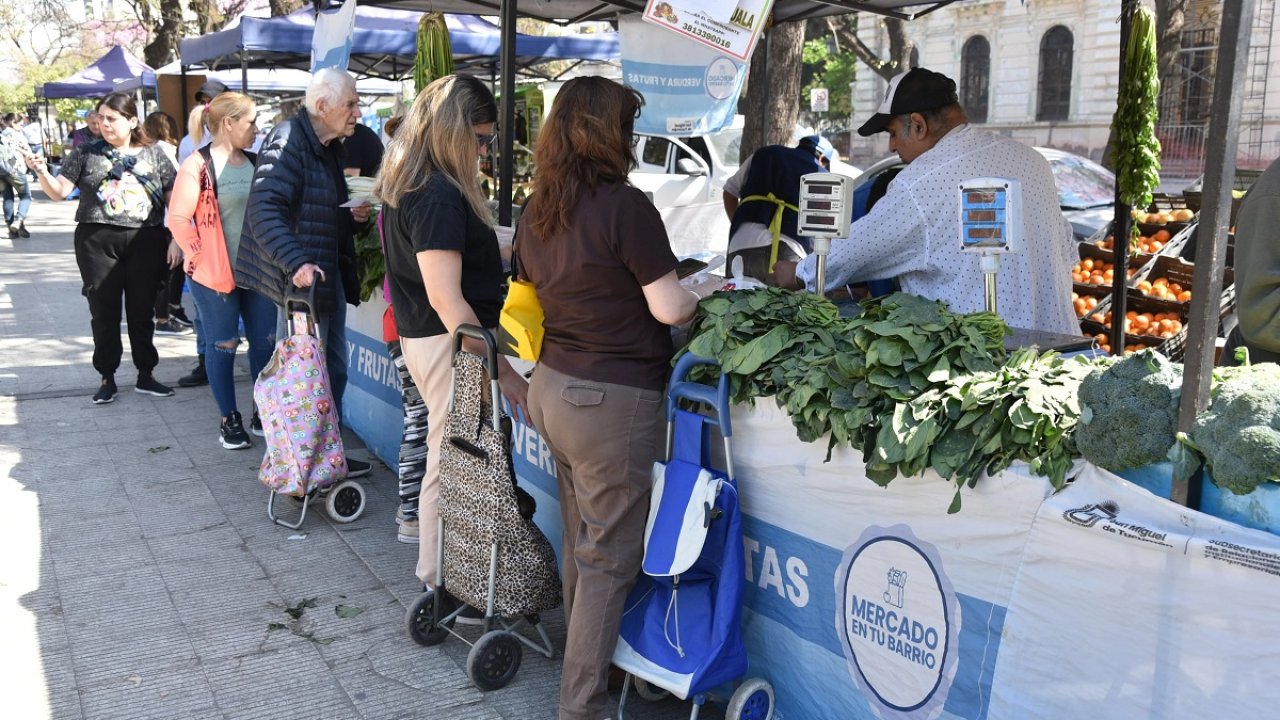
[292, 263, 326, 288]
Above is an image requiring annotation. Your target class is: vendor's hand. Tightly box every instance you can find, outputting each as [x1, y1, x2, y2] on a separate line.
[292, 263, 326, 288]
[768, 260, 803, 291]
[350, 201, 371, 224]
[497, 359, 531, 424]
[165, 240, 183, 270]
[25, 153, 46, 173]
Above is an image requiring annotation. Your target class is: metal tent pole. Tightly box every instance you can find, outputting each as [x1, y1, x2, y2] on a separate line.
[1172, 0, 1257, 508]
[497, 0, 516, 227]
[1109, 0, 1137, 357]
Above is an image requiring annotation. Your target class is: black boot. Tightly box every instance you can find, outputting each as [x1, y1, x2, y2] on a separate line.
[177, 355, 208, 387]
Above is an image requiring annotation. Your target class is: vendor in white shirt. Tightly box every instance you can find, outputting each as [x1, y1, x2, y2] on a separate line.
[772, 68, 1078, 335]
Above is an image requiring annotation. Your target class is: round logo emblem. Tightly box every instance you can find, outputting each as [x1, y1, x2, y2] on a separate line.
[704, 57, 740, 101]
[835, 525, 960, 718]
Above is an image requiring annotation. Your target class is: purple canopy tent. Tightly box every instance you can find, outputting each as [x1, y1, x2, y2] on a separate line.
[40, 45, 154, 99]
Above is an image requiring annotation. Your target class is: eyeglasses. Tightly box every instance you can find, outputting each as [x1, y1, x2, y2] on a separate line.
[476, 132, 497, 148]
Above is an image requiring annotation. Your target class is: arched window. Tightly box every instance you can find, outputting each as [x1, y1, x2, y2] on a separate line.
[1037, 25, 1074, 121]
[961, 36, 991, 123]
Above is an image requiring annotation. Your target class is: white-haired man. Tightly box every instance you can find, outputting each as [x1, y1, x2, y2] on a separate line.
[235, 67, 372, 477]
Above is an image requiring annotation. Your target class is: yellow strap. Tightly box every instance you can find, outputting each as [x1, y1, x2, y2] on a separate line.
[740, 193, 799, 273]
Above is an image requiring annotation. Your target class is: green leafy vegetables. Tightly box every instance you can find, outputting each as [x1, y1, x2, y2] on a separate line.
[1109, 6, 1161, 216]
[680, 290, 1096, 511]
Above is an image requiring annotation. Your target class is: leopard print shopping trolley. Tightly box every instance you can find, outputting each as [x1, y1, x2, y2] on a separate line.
[404, 325, 560, 691]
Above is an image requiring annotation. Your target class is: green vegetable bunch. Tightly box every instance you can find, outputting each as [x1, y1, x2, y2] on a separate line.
[901, 348, 1096, 512]
[845, 293, 1009, 480]
[1174, 362, 1280, 495]
[1108, 5, 1162, 220]
[353, 210, 384, 303]
[1075, 349, 1182, 472]
[414, 13, 453, 94]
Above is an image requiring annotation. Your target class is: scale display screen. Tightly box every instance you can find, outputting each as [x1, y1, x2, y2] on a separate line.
[957, 178, 1022, 254]
[805, 200, 833, 211]
[808, 184, 835, 195]
[806, 216, 835, 225]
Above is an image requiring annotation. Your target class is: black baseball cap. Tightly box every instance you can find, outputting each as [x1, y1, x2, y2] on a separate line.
[195, 79, 229, 103]
[857, 68, 959, 137]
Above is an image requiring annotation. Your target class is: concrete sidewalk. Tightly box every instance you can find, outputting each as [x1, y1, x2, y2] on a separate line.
[0, 193, 700, 720]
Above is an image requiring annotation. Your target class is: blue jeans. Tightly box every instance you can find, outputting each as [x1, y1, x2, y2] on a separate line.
[275, 274, 348, 416]
[2, 177, 31, 223]
[190, 281, 277, 418]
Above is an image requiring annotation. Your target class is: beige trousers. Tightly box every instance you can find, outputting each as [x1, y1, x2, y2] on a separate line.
[399, 332, 455, 587]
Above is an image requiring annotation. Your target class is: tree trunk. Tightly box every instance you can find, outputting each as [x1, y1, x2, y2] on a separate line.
[190, 0, 248, 34]
[143, 0, 183, 68]
[740, 20, 805, 162]
[1154, 0, 1189, 123]
[828, 15, 909, 81]
[269, 0, 306, 16]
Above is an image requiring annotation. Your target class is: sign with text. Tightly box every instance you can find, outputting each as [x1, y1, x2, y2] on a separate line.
[621, 15, 747, 136]
[641, 0, 773, 62]
[810, 87, 829, 113]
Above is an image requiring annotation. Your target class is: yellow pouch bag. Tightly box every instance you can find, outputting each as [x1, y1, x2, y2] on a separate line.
[497, 246, 544, 361]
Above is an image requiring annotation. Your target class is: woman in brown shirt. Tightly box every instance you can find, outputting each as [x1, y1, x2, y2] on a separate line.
[515, 76, 699, 720]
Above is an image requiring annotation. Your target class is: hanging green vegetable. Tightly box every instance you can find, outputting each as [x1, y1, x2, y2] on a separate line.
[414, 12, 454, 94]
[1109, 6, 1161, 229]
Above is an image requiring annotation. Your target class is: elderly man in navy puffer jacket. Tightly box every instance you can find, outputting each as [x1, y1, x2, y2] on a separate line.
[235, 67, 373, 478]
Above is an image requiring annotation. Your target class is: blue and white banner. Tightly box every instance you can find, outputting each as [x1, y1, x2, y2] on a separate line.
[312, 0, 358, 72]
[620, 15, 747, 136]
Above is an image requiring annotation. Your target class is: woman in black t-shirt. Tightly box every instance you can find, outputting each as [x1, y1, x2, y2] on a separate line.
[28, 92, 177, 404]
[515, 76, 699, 720]
[374, 75, 529, 592]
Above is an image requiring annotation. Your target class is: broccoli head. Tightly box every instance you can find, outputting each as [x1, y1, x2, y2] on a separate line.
[1186, 364, 1280, 495]
[1075, 349, 1183, 471]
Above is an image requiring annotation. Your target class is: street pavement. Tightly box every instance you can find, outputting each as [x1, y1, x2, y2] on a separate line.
[0, 192, 703, 720]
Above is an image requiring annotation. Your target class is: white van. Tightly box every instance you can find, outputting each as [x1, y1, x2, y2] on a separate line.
[629, 117, 858, 260]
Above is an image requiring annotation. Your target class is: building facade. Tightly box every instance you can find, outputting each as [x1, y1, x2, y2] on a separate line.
[845, 0, 1279, 181]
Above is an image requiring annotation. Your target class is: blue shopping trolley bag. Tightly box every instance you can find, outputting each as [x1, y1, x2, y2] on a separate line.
[613, 390, 748, 701]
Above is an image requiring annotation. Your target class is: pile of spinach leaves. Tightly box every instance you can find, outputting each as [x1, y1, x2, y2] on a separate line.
[680, 290, 1092, 511]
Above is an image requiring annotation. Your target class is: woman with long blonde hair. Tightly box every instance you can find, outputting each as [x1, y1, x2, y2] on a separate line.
[167, 92, 274, 449]
[376, 74, 528, 592]
[516, 76, 699, 720]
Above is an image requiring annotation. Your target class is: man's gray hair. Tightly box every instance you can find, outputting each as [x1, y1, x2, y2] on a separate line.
[305, 68, 356, 115]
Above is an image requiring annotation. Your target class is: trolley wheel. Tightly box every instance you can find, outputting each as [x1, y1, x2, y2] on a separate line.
[725, 678, 774, 720]
[466, 630, 523, 691]
[325, 480, 365, 523]
[405, 590, 455, 646]
[633, 677, 671, 702]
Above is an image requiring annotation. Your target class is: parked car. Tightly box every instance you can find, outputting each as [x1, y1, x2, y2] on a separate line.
[629, 116, 860, 259]
[853, 146, 1117, 242]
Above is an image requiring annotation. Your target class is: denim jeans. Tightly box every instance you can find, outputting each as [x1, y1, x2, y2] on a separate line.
[275, 274, 348, 415]
[189, 281, 277, 417]
[1, 177, 31, 223]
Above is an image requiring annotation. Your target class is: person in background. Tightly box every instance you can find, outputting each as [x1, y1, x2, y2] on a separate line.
[26, 92, 178, 404]
[68, 111, 102, 149]
[375, 75, 528, 586]
[235, 67, 371, 473]
[179, 79, 229, 164]
[168, 92, 274, 449]
[175, 79, 230, 390]
[516, 76, 700, 720]
[772, 67, 1077, 335]
[341, 121, 383, 178]
[358, 114, 422, 544]
[1229, 155, 1280, 363]
[2, 113, 32, 238]
[22, 116, 44, 171]
[721, 134, 830, 281]
[144, 111, 192, 336]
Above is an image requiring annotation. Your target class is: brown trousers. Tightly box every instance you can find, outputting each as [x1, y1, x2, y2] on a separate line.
[400, 332, 454, 587]
[527, 363, 663, 720]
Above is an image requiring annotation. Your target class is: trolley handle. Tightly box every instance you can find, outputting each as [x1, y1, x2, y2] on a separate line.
[668, 353, 732, 439]
[285, 280, 320, 337]
[453, 324, 504, 433]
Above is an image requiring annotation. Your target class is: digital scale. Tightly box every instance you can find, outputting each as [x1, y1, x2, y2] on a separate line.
[798, 172, 854, 293]
[958, 178, 1023, 314]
